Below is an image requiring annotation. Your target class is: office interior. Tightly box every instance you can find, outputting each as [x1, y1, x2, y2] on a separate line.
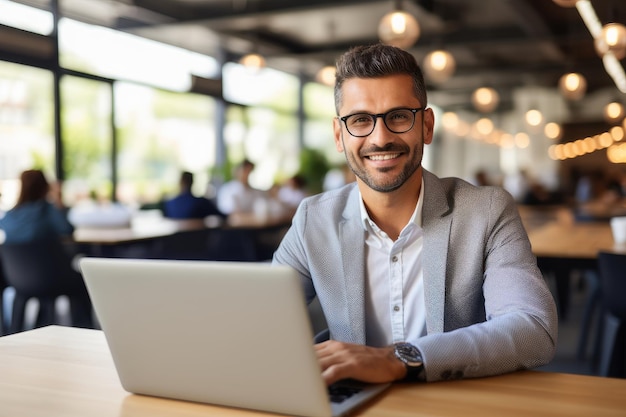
[1, 0, 626, 379]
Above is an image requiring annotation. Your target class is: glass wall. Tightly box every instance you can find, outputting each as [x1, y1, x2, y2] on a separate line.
[222, 62, 301, 190]
[0, 61, 54, 211]
[114, 83, 218, 207]
[0, 2, 331, 210]
[60, 75, 113, 206]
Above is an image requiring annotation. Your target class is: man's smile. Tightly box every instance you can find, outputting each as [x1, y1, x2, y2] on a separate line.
[367, 153, 401, 161]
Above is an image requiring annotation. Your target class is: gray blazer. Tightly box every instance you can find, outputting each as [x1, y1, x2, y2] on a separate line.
[273, 169, 557, 382]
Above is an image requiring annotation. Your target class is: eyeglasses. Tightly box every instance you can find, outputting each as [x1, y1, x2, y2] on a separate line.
[338, 107, 425, 138]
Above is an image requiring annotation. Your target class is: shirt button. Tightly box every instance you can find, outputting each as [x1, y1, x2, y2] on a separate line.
[392, 255, 398, 262]
[393, 305, 400, 312]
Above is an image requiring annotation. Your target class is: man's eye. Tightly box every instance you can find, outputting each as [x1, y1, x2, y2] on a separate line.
[350, 115, 372, 125]
[389, 112, 409, 121]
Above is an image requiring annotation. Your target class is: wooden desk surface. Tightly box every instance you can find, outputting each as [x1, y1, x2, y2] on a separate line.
[526, 220, 617, 260]
[1, 326, 625, 417]
[518, 205, 625, 260]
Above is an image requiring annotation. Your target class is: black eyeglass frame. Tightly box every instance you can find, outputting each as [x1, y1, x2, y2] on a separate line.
[338, 107, 426, 138]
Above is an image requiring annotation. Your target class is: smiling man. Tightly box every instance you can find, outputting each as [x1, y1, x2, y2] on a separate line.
[272, 43, 557, 385]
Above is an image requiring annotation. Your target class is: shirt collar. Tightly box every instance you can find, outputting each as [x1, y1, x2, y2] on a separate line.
[359, 177, 425, 231]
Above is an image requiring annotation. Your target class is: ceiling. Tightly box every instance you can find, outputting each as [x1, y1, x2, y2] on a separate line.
[6, 0, 626, 113]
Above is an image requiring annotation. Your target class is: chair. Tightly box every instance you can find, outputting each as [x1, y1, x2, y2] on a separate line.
[0, 239, 93, 334]
[0, 257, 7, 336]
[597, 251, 626, 378]
[152, 228, 216, 261]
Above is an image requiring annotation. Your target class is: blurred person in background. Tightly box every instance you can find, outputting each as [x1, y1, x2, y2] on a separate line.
[0, 169, 93, 329]
[217, 160, 268, 216]
[0, 169, 73, 244]
[277, 174, 309, 211]
[164, 171, 225, 220]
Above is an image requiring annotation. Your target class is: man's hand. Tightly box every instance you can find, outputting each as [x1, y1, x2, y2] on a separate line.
[314, 340, 406, 385]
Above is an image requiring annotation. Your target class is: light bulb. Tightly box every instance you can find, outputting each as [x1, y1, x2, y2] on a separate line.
[239, 53, 265, 72]
[423, 50, 456, 83]
[471, 87, 499, 113]
[378, 11, 420, 49]
[525, 109, 543, 127]
[544, 122, 562, 140]
[316, 66, 336, 86]
[595, 23, 626, 60]
[558, 72, 587, 101]
[604, 101, 625, 124]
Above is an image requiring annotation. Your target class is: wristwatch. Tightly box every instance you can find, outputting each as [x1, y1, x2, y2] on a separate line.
[393, 342, 425, 381]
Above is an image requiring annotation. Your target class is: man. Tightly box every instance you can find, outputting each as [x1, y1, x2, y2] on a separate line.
[164, 171, 223, 220]
[216, 160, 267, 216]
[272, 44, 557, 385]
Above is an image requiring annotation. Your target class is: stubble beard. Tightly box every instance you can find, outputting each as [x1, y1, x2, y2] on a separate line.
[342, 137, 424, 193]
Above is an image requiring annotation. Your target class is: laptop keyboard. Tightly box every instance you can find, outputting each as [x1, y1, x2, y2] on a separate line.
[328, 382, 364, 403]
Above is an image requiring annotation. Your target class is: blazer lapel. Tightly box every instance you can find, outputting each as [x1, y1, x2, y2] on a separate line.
[338, 187, 367, 344]
[422, 170, 452, 334]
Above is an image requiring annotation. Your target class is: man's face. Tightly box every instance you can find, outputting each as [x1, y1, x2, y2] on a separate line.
[333, 74, 434, 193]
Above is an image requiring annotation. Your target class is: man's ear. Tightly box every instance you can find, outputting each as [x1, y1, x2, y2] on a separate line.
[333, 118, 345, 153]
[423, 108, 435, 145]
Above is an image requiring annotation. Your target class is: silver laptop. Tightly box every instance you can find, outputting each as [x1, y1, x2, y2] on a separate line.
[80, 257, 390, 417]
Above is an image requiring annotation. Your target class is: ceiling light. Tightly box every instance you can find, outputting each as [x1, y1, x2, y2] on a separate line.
[471, 87, 499, 113]
[595, 23, 626, 60]
[422, 50, 456, 83]
[316, 65, 336, 86]
[558, 72, 587, 100]
[525, 109, 543, 127]
[544, 122, 562, 140]
[239, 53, 265, 72]
[604, 101, 625, 124]
[475, 117, 494, 136]
[552, 0, 579, 7]
[441, 112, 459, 131]
[515, 132, 530, 149]
[378, 8, 420, 49]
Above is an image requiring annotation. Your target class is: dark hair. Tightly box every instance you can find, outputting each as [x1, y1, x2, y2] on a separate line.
[16, 169, 50, 206]
[180, 171, 194, 189]
[334, 43, 427, 114]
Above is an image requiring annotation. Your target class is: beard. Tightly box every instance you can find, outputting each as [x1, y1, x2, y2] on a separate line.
[343, 140, 424, 193]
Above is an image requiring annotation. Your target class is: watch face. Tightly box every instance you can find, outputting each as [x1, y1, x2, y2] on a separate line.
[395, 342, 422, 366]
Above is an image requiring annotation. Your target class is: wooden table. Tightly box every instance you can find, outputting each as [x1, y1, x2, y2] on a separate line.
[526, 221, 617, 261]
[1, 326, 625, 417]
[520, 205, 625, 320]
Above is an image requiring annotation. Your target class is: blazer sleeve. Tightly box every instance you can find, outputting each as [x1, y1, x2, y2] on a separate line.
[416, 184, 558, 382]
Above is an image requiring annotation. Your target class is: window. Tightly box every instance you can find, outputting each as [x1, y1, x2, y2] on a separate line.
[60, 75, 113, 205]
[114, 82, 218, 206]
[222, 63, 300, 189]
[0, 61, 54, 210]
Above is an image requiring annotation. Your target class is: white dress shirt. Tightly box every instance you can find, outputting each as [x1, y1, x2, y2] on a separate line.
[360, 180, 426, 347]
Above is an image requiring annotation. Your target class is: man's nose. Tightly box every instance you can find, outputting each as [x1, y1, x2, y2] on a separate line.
[367, 118, 394, 145]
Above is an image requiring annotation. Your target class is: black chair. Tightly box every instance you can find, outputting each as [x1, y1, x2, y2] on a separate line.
[153, 228, 217, 261]
[597, 251, 626, 378]
[0, 239, 93, 334]
[0, 256, 7, 336]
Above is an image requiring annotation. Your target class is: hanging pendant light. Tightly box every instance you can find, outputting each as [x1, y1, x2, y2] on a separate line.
[544, 122, 563, 140]
[595, 23, 626, 60]
[471, 87, 499, 113]
[558, 72, 587, 100]
[604, 101, 625, 124]
[378, 2, 420, 50]
[239, 53, 266, 73]
[525, 109, 544, 128]
[316, 65, 336, 86]
[422, 50, 456, 83]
